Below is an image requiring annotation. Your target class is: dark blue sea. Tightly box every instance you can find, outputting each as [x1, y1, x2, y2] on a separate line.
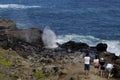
[0, 0, 120, 56]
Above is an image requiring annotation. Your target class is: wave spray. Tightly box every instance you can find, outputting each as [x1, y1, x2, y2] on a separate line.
[42, 27, 58, 49]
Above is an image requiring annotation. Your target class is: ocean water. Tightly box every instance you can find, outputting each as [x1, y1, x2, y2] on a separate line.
[0, 0, 120, 56]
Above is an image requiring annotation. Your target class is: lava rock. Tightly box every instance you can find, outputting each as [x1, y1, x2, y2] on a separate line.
[61, 41, 89, 52]
[96, 43, 107, 52]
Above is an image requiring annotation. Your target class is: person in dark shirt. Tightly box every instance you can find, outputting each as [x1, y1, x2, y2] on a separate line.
[99, 58, 105, 77]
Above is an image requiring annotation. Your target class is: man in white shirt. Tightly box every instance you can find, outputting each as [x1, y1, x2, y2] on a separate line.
[84, 53, 90, 77]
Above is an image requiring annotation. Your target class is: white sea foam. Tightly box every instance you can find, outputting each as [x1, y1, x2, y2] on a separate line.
[56, 34, 100, 45]
[56, 34, 120, 56]
[0, 4, 41, 9]
[102, 40, 120, 56]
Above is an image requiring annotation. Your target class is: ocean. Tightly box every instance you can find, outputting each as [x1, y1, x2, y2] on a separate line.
[0, 0, 120, 56]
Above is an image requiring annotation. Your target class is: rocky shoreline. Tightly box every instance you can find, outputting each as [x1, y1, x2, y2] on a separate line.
[0, 18, 120, 80]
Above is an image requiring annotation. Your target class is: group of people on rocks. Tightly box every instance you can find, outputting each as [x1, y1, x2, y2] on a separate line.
[84, 53, 115, 79]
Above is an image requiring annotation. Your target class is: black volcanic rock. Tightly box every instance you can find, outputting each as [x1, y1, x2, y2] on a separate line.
[96, 43, 107, 52]
[61, 41, 89, 51]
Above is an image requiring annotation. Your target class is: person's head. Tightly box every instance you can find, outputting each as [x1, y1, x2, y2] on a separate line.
[100, 58, 104, 61]
[85, 53, 89, 57]
[95, 55, 99, 59]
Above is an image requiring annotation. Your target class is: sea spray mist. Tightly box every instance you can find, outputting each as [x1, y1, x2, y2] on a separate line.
[42, 27, 58, 49]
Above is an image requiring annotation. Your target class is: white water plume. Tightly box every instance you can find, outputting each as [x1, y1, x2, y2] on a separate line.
[42, 27, 58, 49]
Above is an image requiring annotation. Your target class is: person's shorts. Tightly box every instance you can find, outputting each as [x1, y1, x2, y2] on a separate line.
[106, 68, 112, 72]
[100, 66, 105, 70]
[94, 65, 99, 68]
[84, 64, 90, 70]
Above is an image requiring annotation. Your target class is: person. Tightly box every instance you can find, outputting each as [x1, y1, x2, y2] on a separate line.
[111, 64, 115, 77]
[106, 63, 113, 79]
[99, 58, 106, 77]
[84, 53, 91, 77]
[93, 55, 99, 75]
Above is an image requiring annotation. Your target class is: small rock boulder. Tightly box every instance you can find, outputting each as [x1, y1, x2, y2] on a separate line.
[0, 18, 17, 30]
[96, 43, 107, 52]
[61, 41, 89, 51]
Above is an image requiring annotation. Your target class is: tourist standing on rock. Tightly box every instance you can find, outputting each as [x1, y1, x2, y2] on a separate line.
[84, 53, 91, 77]
[106, 62, 113, 79]
[99, 58, 106, 77]
[93, 55, 99, 75]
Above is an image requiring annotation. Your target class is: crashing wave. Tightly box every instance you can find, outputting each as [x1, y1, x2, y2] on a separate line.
[56, 34, 120, 56]
[0, 4, 41, 9]
[56, 34, 100, 45]
[102, 40, 120, 56]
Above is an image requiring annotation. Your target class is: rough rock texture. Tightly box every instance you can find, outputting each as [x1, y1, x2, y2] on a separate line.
[61, 41, 89, 52]
[0, 19, 44, 58]
[0, 18, 17, 30]
[98, 52, 120, 78]
[0, 18, 120, 79]
[8, 28, 43, 43]
[96, 43, 107, 52]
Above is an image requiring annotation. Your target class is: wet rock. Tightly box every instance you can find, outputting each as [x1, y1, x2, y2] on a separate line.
[96, 43, 107, 52]
[61, 41, 89, 52]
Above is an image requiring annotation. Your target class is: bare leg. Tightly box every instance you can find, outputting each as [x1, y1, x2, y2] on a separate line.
[87, 70, 89, 75]
[108, 72, 111, 79]
[95, 68, 96, 74]
[85, 70, 87, 76]
[100, 70, 103, 77]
